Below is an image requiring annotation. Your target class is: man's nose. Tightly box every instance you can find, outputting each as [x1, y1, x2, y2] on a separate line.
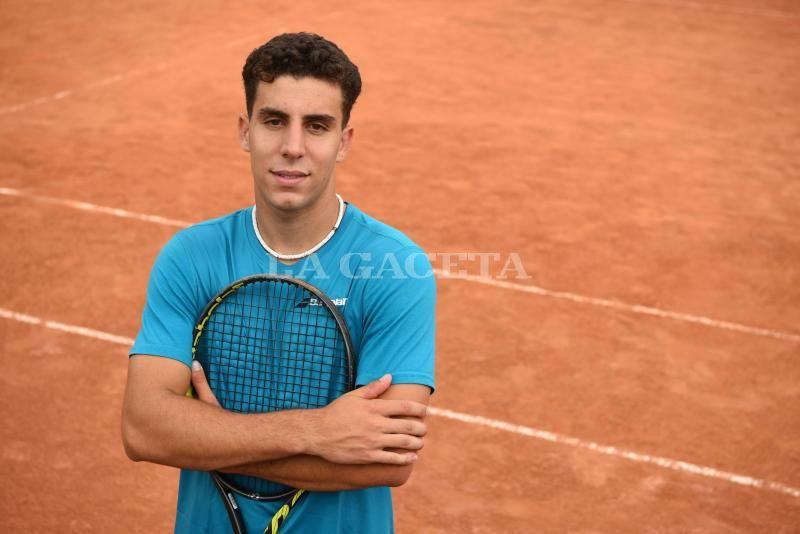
[281, 124, 306, 159]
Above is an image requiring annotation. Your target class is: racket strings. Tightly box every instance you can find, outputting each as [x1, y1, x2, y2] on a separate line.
[195, 279, 350, 497]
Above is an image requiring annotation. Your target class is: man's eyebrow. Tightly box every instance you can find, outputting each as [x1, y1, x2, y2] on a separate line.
[304, 114, 337, 125]
[257, 107, 289, 121]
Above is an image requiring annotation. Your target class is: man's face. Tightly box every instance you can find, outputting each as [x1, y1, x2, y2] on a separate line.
[239, 75, 353, 212]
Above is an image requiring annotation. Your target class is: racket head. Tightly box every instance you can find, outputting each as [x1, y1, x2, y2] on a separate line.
[192, 274, 355, 499]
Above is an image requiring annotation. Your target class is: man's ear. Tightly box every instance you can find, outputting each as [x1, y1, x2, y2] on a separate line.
[238, 112, 251, 152]
[336, 125, 354, 162]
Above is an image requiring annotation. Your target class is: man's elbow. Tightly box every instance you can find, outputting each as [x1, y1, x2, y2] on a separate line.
[121, 408, 165, 464]
[346, 463, 414, 489]
[121, 418, 146, 462]
[123, 442, 145, 463]
[384, 464, 414, 487]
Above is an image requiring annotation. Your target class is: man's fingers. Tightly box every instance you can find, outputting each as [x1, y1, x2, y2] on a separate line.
[382, 418, 427, 437]
[350, 374, 392, 400]
[370, 450, 419, 465]
[190, 361, 221, 407]
[376, 398, 428, 419]
[380, 434, 425, 451]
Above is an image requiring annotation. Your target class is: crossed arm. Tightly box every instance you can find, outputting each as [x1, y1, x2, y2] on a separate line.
[121, 355, 430, 490]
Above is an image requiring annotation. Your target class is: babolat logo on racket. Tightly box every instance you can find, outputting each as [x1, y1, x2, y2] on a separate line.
[296, 296, 348, 308]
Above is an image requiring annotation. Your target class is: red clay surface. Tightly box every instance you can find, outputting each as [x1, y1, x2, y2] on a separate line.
[1, 0, 799, 532]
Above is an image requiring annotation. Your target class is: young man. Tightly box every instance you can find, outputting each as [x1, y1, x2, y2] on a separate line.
[122, 33, 436, 533]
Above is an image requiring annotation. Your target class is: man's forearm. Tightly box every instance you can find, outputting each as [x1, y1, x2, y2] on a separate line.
[123, 358, 427, 473]
[223, 453, 413, 491]
[123, 386, 315, 471]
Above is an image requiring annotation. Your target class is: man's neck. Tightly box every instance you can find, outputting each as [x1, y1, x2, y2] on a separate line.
[254, 193, 343, 262]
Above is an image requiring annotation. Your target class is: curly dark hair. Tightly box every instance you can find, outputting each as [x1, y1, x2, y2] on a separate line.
[242, 32, 362, 127]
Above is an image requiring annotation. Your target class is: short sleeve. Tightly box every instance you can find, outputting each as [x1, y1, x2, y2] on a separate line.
[129, 233, 203, 366]
[356, 248, 436, 391]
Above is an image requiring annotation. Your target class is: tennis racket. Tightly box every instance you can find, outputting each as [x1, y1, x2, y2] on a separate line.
[191, 274, 355, 534]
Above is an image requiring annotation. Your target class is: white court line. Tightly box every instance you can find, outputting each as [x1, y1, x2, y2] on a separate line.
[0, 90, 73, 115]
[0, 308, 134, 346]
[435, 271, 800, 343]
[0, 29, 269, 116]
[0, 187, 190, 227]
[429, 407, 800, 498]
[0, 306, 797, 499]
[0, 62, 170, 116]
[0, 28, 231, 117]
[2, 186, 797, 344]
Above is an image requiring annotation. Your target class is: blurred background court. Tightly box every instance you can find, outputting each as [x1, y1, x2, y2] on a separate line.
[1, 0, 798, 531]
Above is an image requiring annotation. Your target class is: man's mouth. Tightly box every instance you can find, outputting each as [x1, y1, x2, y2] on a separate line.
[271, 170, 309, 186]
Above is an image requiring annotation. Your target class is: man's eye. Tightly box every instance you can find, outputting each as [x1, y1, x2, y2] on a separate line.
[308, 123, 327, 132]
[264, 119, 283, 127]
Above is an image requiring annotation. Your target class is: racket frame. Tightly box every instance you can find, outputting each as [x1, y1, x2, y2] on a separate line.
[191, 274, 356, 533]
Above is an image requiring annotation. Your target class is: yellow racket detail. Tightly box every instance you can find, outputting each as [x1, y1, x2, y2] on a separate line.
[185, 284, 245, 398]
[265, 490, 307, 534]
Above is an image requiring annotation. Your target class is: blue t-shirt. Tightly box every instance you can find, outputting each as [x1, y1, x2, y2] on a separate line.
[130, 203, 436, 534]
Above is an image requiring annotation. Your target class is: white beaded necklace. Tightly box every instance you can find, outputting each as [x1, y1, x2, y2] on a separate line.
[251, 194, 345, 261]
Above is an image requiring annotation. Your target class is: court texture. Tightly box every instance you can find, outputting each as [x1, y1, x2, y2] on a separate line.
[1, 0, 798, 532]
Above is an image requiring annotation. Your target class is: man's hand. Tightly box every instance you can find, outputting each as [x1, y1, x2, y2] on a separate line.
[307, 375, 427, 465]
[190, 364, 427, 466]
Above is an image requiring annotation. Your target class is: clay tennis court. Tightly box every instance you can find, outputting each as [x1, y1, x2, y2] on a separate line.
[1, 0, 799, 531]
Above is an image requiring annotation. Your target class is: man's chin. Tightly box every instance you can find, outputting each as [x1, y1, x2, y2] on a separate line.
[264, 190, 311, 212]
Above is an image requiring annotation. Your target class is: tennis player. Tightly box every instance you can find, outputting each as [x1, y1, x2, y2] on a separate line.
[121, 32, 436, 533]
